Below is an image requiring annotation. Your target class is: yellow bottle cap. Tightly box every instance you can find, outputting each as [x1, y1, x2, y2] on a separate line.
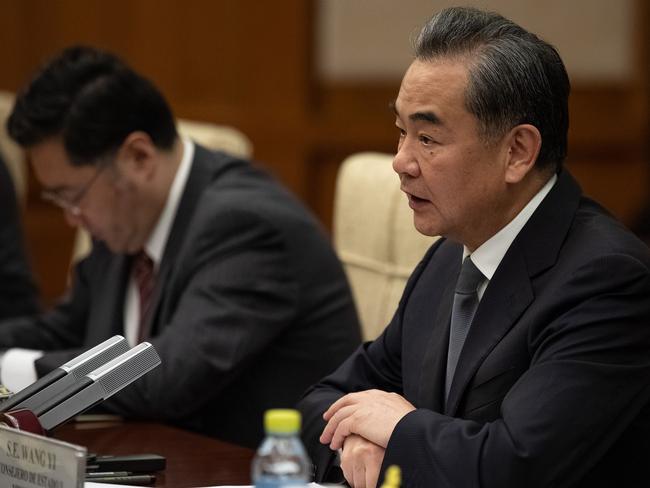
[380, 465, 401, 488]
[264, 409, 301, 434]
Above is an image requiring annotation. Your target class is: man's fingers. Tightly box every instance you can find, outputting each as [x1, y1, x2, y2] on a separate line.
[340, 442, 352, 486]
[340, 435, 384, 488]
[323, 392, 360, 420]
[341, 459, 353, 487]
[341, 447, 361, 488]
[366, 462, 380, 488]
[352, 453, 366, 488]
[330, 415, 353, 450]
[320, 404, 355, 445]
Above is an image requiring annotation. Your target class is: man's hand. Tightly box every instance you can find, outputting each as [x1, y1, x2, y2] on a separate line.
[340, 434, 385, 488]
[320, 389, 415, 450]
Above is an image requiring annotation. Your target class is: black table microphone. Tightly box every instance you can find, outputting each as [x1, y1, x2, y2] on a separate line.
[0, 335, 129, 413]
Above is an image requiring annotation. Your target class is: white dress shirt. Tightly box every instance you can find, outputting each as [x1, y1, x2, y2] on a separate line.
[124, 138, 194, 346]
[465, 174, 557, 300]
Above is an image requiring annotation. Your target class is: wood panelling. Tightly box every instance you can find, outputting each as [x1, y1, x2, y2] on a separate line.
[0, 1, 316, 193]
[0, 0, 318, 305]
[0, 0, 647, 305]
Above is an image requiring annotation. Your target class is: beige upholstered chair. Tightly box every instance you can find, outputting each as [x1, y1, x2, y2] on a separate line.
[334, 152, 438, 340]
[71, 119, 253, 263]
[0, 91, 27, 202]
[177, 119, 252, 159]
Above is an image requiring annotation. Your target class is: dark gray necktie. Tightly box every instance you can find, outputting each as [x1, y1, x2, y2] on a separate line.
[445, 256, 485, 403]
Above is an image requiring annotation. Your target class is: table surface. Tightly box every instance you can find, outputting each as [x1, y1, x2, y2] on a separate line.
[55, 419, 254, 487]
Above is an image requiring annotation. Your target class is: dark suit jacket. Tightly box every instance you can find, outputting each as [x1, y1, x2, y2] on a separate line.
[299, 171, 650, 487]
[0, 154, 39, 319]
[0, 144, 361, 447]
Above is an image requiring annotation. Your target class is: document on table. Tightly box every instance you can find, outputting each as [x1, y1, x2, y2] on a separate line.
[85, 483, 332, 488]
[193, 484, 331, 488]
[86, 484, 135, 488]
[85, 484, 154, 488]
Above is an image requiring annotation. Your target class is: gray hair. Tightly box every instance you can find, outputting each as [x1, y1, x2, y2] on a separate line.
[414, 7, 570, 172]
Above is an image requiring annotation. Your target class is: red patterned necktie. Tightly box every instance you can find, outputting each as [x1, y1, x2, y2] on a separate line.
[132, 250, 156, 343]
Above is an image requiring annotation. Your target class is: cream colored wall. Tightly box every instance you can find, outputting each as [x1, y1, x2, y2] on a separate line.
[317, 0, 634, 82]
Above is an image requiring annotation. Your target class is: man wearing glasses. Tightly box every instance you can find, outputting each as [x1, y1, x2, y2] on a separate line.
[40, 159, 109, 219]
[0, 46, 361, 448]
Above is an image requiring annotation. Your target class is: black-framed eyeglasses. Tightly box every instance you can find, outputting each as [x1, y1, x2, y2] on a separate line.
[40, 163, 109, 217]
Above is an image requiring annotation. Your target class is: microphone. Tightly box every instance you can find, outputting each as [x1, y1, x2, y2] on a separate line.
[0, 335, 130, 413]
[34, 342, 161, 431]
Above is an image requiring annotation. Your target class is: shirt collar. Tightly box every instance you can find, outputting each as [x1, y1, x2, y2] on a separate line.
[464, 173, 557, 281]
[144, 137, 194, 268]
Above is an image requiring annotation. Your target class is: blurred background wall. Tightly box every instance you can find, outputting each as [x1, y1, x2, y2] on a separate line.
[0, 0, 648, 306]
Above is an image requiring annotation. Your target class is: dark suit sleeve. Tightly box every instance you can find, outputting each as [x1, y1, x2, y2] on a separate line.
[298, 331, 404, 481]
[0, 255, 91, 355]
[301, 241, 650, 487]
[298, 244, 438, 481]
[101, 207, 300, 421]
[383, 253, 650, 488]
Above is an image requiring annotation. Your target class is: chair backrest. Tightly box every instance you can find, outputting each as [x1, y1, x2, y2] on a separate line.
[177, 119, 252, 159]
[0, 91, 27, 203]
[334, 152, 438, 340]
[71, 119, 254, 263]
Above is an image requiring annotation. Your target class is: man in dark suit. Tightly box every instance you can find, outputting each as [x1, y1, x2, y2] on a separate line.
[0, 46, 361, 447]
[299, 7, 650, 487]
[0, 154, 39, 319]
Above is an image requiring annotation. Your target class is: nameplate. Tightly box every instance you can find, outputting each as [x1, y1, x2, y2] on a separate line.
[0, 425, 86, 488]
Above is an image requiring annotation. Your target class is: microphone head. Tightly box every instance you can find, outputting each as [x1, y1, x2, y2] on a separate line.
[61, 335, 130, 379]
[88, 342, 161, 398]
[37, 342, 161, 431]
[0, 335, 129, 413]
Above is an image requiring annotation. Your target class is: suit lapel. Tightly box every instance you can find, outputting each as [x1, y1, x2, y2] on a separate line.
[87, 251, 130, 342]
[417, 244, 462, 412]
[418, 276, 455, 412]
[145, 144, 239, 335]
[445, 246, 533, 414]
[444, 170, 582, 415]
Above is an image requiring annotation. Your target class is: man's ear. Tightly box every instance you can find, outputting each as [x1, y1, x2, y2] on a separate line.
[116, 131, 157, 181]
[503, 124, 542, 184]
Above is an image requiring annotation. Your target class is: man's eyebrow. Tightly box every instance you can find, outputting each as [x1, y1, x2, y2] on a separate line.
[388, 101, 443, 126]
[410, 111, 442, 125]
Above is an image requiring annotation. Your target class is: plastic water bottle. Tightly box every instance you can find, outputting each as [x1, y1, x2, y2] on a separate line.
[252, 409, 311, 488]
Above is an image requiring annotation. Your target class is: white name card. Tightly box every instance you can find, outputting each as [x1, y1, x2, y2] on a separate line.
[0, 425, 86, 488]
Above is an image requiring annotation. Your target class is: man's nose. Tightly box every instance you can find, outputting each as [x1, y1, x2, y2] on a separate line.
[393, 139, 420, 178]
